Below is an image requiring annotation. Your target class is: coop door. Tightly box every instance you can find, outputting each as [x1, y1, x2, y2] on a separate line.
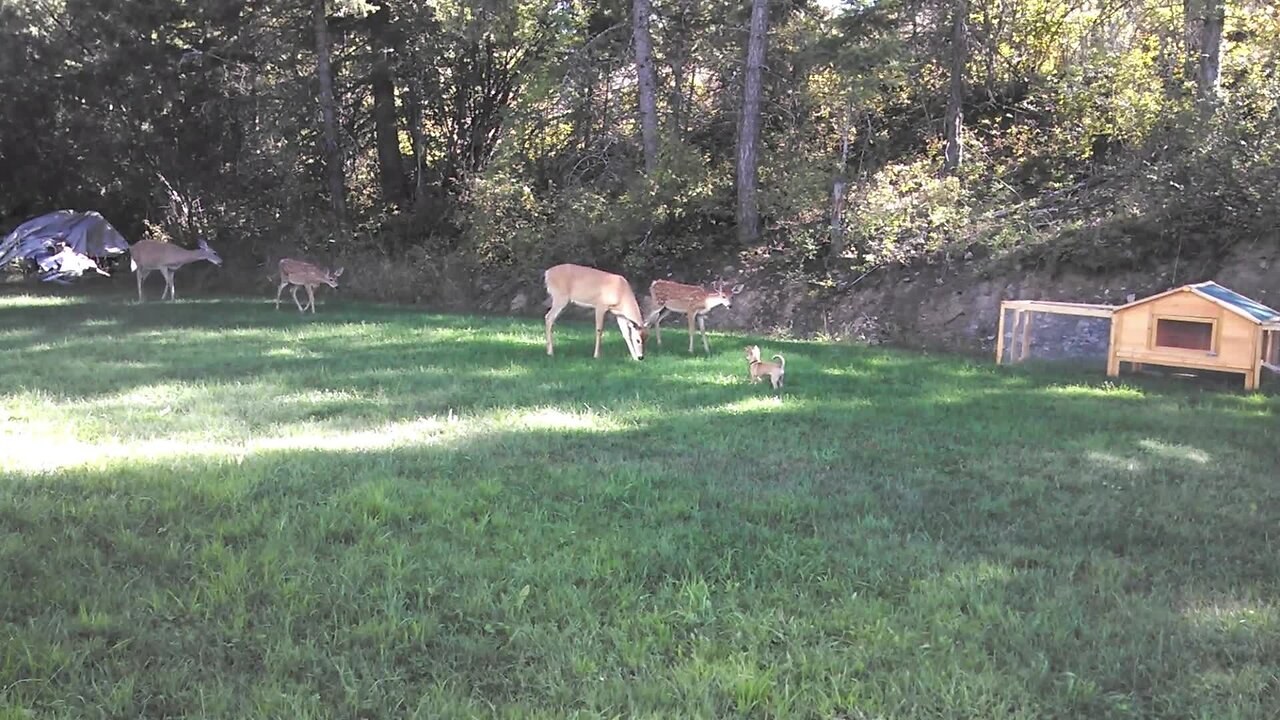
[1152, 316, 1216, 353]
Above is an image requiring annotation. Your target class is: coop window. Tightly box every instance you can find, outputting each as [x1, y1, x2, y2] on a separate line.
[1153, 317, 1215, 352]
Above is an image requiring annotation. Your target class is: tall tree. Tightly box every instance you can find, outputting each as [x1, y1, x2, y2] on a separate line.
[737, 0, 770, 244]
[1193, 0, 1224, 111]
[943, 0, 967, 174]
[314, 0, 349, 236]
[633, 0, 660, 175]
[666, 0, 693, 137]
[369, 1, 407, 204]
[829, 103, 852, 257]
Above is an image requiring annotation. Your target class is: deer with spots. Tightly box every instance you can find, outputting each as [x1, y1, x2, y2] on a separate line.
[274, 258, 344, 313]
[645, 279, 743, 354]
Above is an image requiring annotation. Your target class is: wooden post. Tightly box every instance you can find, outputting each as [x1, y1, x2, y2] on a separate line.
[1248, 328, 1263, 391]
[995, 304, 1007, 365]
[1106, 313, 1121, 378]
[1009, 311, 1022, 363]
[1018, 310, 1034, 362]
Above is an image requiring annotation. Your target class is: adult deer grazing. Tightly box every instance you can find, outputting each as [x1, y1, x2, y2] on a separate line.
[544, 263, 648, 360]
[275, 258, 344, 313]
[129, 238, 222, 301]
[645, 279, 743, 354]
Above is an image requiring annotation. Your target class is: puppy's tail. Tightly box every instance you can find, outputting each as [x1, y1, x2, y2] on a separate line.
[772, 353, 785, 369]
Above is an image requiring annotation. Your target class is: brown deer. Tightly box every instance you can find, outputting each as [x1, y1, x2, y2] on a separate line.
[275, 258, 344, 313]
[544, 263, 648, 360]
[645, 279, 744, 354]
[129, 238, 222, 301]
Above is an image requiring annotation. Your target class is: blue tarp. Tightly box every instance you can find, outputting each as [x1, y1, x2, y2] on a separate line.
[1193, 281, 1280, 323]
[0, 210, 130, 269]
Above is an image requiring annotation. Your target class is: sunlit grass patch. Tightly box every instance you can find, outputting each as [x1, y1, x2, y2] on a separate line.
[0, 293, 86, 307]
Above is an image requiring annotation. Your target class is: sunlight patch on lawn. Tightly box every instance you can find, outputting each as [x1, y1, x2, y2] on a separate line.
[712, 396, 791, 415]
[1137, 439, 1211, 465]
[0, 395, 630, 473]
[78, 318, 121, 329]
[1084, 450, 1145, 473]
[0, 328, 40, 342]
[278, 388, 368, 403]
[264, 346, 320, 359]
[475, 365, 532, 379]
[1178, 597, 1276, 629]
[1043, 383, 1146, 400]
[511, 407, 624, 432]
[0, 294, 85, 307]
[82, 382, 205, 410]
[0, 415, 467, 473]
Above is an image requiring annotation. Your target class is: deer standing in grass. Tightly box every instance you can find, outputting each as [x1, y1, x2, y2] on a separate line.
[275, 258, 344, 313]
[645, 279, 743, 354]
[129, 238, 222, 301]
[544, 263, 648, 360]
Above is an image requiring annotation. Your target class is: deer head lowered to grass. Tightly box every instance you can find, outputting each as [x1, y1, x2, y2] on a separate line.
[129, 238, 222, 301]
[543, 263, 648, 361]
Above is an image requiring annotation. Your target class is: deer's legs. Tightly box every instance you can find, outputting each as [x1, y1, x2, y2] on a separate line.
[291, 285, 306, 313]
[593, 306, 607, 358]
[644, 306, 665, 345]
[306, 285, 317, 313]
[275, 281, 289, 309]
[161, 268, 176, 300]
[698, 314, 710, 354]
[545, 296, 569, 356]
[136, 269, 149, 302]
[687, 312, 697, 353]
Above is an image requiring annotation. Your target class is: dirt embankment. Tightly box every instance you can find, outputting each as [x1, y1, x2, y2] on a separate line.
[709, 242, 1280, 355]
[327, 239, 1280, 357]
[35, 239, 1278, 359]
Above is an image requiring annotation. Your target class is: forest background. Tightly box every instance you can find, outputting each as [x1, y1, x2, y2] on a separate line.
[2, 0, 1277, 347]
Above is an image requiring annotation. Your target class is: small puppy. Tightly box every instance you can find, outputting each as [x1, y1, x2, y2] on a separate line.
[745, 345, 785, 390]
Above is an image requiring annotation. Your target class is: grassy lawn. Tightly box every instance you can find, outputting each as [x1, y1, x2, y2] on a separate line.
[1, 292, 1278, 718]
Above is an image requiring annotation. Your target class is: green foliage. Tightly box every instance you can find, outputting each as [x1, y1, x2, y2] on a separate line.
[1, 0, 1278, 296]
[1, 296, 1278, 716]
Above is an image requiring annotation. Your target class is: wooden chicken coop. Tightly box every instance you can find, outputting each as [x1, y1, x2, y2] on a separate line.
[998, 281, 1280, 391]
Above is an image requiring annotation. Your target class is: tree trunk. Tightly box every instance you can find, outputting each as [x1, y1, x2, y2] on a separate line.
[736, 0, 769, 244]
[668, 0, 696, 137]
[1194, 0, 1224, 110]
[313, 0, 348, 237]
[981, 0, 995, 101]
[403, 74, 426, 208]
[668, 3, 687, 137]
[633, 0, 660, 175]
[370, 1, 406, 205]
[829, 104, 852, 260]
[943, 0, 967, 174]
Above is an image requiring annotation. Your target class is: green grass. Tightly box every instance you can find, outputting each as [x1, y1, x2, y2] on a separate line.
[1, 293, 1278, 718]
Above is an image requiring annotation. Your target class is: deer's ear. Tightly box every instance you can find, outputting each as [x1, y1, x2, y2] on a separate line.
[731, 283, 745, 294]
[334, 267, 345, 277]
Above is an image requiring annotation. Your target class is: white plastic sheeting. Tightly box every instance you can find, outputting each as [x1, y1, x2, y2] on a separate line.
[0, 210, 130, 268]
